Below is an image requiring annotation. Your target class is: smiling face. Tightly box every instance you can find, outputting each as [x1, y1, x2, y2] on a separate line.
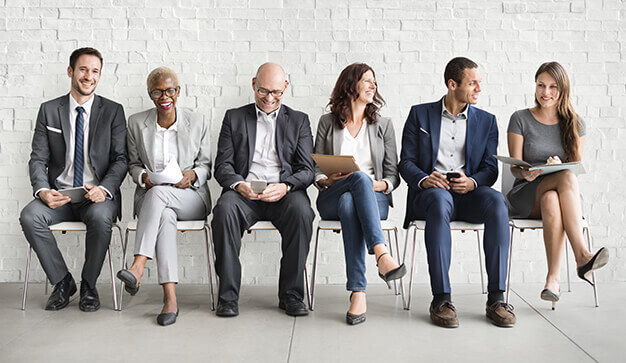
[67, 54, 101, 99]
[252, 63, 288, 114]
[450, 67, 482, 105]
[535, 71, 560, 109]
[149, 76, 180, 113]
[355, 70, 376, 105]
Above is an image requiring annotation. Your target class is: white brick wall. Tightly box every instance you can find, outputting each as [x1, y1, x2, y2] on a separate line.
[1, 0, 624, 287]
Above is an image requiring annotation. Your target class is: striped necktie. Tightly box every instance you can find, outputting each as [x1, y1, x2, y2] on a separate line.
[73, 106, 85, 187]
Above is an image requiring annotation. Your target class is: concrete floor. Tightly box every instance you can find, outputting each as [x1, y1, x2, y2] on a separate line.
[1, 282, 624, 363]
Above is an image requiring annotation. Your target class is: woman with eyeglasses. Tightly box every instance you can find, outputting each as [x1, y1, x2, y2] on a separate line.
[506, 61, 608, 309]
[117, 67, 212, 326]
[314, 63, 405, 325]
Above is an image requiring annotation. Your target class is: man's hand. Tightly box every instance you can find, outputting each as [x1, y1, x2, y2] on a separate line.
[259, 183, 288, 202]
[422, 171, 450, 190]
[142, 173, 156, 190]
[174, 170, 197, 189]
[236, 182, 261, 200]
[373, 180, 388, 192]
[84, 184, 107, 203]
[39, 189, 71, 209]
[448, 171, 475, 194]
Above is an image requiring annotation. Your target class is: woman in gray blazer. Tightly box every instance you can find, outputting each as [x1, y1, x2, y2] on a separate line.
[314, 63, 405, 325]
[117, 67, 212, 326]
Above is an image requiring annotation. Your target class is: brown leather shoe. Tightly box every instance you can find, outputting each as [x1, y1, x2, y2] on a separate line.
[486, 301, 516, 327]
[429, 301, 459, 328]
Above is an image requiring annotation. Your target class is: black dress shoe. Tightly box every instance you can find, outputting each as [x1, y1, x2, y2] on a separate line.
[116, 269, 140, 296]
[279, 295, 308, 316]
[45, 273, 77, 311]
[216, 300, 239, 317]
[79, 281, 100, 312]
[577, 247, 609, 286]
[157, 308, 179, 326]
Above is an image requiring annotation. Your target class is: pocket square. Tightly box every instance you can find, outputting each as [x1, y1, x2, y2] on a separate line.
[419, 127, 430, 135]
[46, 126, 62, 134]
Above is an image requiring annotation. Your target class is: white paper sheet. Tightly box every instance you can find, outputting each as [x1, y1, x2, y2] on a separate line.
[147, 158, 184, 185]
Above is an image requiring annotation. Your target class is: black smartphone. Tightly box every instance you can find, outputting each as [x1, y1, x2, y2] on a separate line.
[446, 172, 461, 181]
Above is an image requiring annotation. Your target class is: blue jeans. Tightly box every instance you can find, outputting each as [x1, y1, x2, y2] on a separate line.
[316, 171, 389, 291]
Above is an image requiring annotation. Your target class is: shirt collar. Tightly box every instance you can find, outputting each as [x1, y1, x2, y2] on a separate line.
[156, 120, 178, 132]
[255, 105, 280, 122]
[70, 93, 95, 116]
[441, 96, 469, 119]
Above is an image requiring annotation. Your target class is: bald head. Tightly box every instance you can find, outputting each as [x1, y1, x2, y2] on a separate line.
[252, 62, 289, 114]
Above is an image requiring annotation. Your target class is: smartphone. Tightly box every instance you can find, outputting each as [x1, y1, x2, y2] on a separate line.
[446, 172, 461, 181]
[250, 179, 267, 194]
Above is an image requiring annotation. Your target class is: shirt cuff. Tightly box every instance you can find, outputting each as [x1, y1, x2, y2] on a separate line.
[417, 176, 429, 190]
[98, 185, 113, 200]
[382, 178, 394, 195]
[138, 170, 147, 189]
[469, 177, 478, 189]
[34, 188, 49, 198]
[230, 181, 243, 190]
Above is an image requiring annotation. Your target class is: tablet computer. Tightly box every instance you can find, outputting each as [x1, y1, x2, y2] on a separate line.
[58, 186, 88, 203]
[311, 154, 360, 176]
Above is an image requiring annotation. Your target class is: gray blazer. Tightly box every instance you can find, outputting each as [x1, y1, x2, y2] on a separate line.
[28, 94, 128, 219]
[127, 107, 212, 216]
[214, 103, 314, 192]
[314, 113, 399, 206]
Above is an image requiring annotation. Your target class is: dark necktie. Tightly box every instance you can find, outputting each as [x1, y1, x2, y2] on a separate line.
[73, 106, 85, 187]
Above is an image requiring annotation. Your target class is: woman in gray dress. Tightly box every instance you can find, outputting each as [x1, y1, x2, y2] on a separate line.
[506, 62, 608, 308]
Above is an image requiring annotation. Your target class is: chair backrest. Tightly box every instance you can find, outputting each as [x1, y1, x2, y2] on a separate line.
[501, 163, 515, 197]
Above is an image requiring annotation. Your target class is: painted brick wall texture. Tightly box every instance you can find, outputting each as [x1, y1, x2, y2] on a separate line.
[0, 0, 624, 287]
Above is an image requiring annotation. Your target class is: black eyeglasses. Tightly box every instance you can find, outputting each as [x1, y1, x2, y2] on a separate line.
[149, 87, 179, 99]
[256, 87, 286, 97]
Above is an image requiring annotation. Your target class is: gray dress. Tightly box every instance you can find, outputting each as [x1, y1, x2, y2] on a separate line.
[506, 108, 586, 218]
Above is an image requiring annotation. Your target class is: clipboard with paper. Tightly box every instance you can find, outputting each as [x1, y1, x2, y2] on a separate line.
[311, 154, 360, 177]
[493, 155, 585, 176]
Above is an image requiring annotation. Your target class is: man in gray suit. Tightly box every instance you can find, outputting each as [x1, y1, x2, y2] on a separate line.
[19, 47, 128, 312]
[212, 62, 315, 317]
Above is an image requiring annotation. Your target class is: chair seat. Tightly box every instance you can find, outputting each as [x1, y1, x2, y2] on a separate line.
[49, 221, 88, 231]
[126, 220, 207, 231]
[510, 218, 589, 230]
[317, 219, 398, 231]
[247, 221, 277, 230]
[409, 220, 484, 231]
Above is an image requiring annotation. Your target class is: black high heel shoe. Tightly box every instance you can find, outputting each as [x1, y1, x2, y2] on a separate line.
[577, 247, 609, 286]
[376, 252, 407, 289]
[346, 292, 366, 325]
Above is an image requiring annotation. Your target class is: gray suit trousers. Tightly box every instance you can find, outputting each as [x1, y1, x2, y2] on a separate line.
[19, 198, 117, 286]
[134, 186, 207, 284]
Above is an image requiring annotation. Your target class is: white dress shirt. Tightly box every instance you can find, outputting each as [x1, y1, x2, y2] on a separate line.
[138, 116, 180, 188]
[244, 106, 282, 183]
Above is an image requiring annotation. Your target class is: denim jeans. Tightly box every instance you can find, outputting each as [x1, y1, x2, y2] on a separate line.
[316, 171, 389, 291]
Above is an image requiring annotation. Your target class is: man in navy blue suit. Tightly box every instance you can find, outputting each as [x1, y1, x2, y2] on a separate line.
[399, 57, 515, 328]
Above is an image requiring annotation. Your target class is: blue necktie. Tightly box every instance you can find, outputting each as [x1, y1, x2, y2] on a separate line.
[73, 106, 85, 187]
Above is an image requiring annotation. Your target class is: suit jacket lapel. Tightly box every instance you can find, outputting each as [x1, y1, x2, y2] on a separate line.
[245, 104, 257, 168]
[429, 101, 442, 171]
[275, 106, 286, 162]
[141, 109, 157, 171]
[465, 105, 474, 170]
[332, 120, 341, 155]
[368, 121, 382, 171]
[176, 108, 189, 166]
[58, 94, 71, 150]
[88, 95, 102, 149]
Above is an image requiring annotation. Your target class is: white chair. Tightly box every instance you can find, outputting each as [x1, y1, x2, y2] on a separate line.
[119, 220, 214, 311]
[207, 221, 311, 311]
[402, 220, 486, 310]
[309, 219, 404, 311]
[501, 165, 599, 306]
[21, 221, 123, 311]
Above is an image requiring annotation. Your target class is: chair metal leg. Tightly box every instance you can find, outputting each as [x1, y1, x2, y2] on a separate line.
[118, 228, 130, 311]
[21, 247, 32, 310]
[475, 230, 486, 294]
[107, 244, 118, 311]
[309, 227, 322, 311]
[404, 224, 418, 310]
[584, 226, 600, 307]
[505, 225, 514, 305]
[204, 225, 215, 311]
[565, 240, 572, 292]
[304, 264, 311, 310]
[393, 227, 406, 301]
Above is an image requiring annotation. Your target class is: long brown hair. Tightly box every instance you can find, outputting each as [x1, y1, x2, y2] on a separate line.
[534, 62, 582, 161]
[328, 63, 385, 128]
